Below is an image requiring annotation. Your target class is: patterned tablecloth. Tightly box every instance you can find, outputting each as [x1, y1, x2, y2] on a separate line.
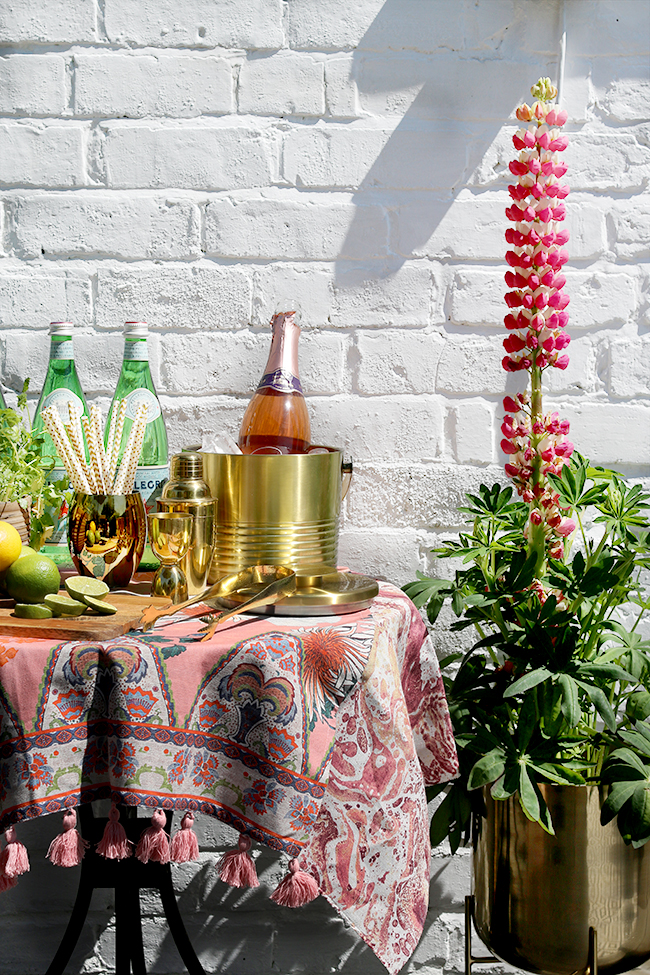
[0, 581, 458, 975]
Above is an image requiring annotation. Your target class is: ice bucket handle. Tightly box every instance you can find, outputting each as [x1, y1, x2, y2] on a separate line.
[341, 459, 353, 500]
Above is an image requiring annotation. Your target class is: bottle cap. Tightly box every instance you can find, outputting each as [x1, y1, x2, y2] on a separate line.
[124, 322, 148, 337]
[49, 321, 74, 335]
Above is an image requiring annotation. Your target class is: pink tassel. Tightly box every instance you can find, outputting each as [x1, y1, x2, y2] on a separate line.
[46, 809, 89, 867]
[135, 808, 170, 864]
[270, 859, 319, 907]
[0, 826, 30, 879]
[216, 834, 259, 888]
[96, 803, 132, 860]
[170, 811, 199, 864]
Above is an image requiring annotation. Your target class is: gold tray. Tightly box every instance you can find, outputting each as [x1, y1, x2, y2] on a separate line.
[206, 566, 379, 616]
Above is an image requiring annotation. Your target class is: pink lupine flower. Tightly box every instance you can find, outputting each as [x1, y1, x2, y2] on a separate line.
[500, 78, 575, 571]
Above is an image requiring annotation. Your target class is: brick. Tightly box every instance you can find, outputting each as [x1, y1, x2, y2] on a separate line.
[465, 0, 559, 55]
[103, 121, 276, 190]
[452, 400, 495, 464]
[356, 329, 445, 394]
[450, 270, 504, 327]
[12, 194, 201, 260]
[74, 54, 233, 118]
[332, 263, 438, 327]
[324, 56, 359, 118]
[437, 336, 504, 395]
[610, 338, 650, 398]
[96, 263, 252, 332]
[239, 54, 325, 116]
[204, 192, 388, 260]
[74, 330, 136, 394]
[0, 123, 85, 188]
[564, 203, 607, 262]
[429, 847, 472, 908]
[594, 62, 650, 122]
[393, 192, 505, 261]
[252, 263, 333, 327]
[162, 397, 247, 455]
[565, 0, 650, 56]
[567, 270, 638, 328]
[311, 395, 444, 462]
[566, 132, 650, 192]
[284, 123, 471, 190]
[543, 335, 599, 397]
[357, 56, 533, 121]
[0, 271, 90, 328]
[286, 0, 463, 53]
[0, 0, 97, 43]
[104, 0, 283, 49]
[338, 527, 422, 587]
[0, 55, 66, 116]
[160, 329, 347, 396]
[610, 201, 650, 260]
[560, 403, 650, 466]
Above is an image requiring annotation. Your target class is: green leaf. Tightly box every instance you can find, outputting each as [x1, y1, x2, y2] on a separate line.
[573, 679, 616, 732]
[518, 764, 540, 823]
[601, 781, 640, 824]
[528, 762, 586, 786]
[558, 673, 581, 727]
[503, 667, 552, 698]
[617, 729, 650, 760]
[467, 748, 507, 791]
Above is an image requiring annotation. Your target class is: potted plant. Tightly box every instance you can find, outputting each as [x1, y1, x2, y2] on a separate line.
[404, 79, 650, 975]
[0, 381, 69, 550]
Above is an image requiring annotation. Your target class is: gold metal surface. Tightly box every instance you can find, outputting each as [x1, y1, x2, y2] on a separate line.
[201, 448, 350, 583]
[157, 498, 216, 596]
[140, 564, 295, 631]
[162, 451, 212, 500]
[68, 492, 146, 589]
[217, 564, 378, 615]
[473, 785, 650, 974]
[148, 512, 193, 603]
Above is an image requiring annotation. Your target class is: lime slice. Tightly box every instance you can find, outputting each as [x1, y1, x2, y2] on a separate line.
[13, 603, 53, 619]
[44, 594, 87, 617]
[84, 595, 118, 615]
[65, 576, 110, 604]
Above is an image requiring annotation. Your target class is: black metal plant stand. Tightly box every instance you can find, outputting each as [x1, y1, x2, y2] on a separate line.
[464, 895, 598, 975]
[45, 804, 206, 975]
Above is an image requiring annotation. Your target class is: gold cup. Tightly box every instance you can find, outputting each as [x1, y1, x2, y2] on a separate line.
[147, 512, 193, 603]
[68, 492, 147, 589]
[156, 498, 216, 596]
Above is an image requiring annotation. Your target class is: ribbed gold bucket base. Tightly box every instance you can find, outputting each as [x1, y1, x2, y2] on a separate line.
[201, 448, 348, 584]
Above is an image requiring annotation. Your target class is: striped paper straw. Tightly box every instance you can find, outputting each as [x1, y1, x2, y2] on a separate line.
[82, 414, 104, 493]
[114, 403, 147, 494]
[42, 408, 92, 493]
[108, 399, 127, 489]
[91, 404, 109, 491]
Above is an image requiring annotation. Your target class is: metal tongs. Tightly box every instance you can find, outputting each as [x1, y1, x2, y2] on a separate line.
[138, 565, 296, 642]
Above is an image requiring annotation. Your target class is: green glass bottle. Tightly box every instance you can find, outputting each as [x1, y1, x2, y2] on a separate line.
[0, 388, 6, 409]
[106, 323, 169, 565]
[33, 322, 88, 558]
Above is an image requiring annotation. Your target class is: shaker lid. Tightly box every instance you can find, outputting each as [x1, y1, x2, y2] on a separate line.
[162, 451, 213, 499]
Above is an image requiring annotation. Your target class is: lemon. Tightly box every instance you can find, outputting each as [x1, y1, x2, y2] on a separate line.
[0, 520, 23, 573]
[4, 553, 61, 604]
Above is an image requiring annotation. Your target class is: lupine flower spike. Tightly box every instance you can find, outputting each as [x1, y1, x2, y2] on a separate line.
[502, 78, 576, 573]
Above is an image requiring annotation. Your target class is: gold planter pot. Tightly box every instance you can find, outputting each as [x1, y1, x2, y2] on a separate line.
[201, 448, 351, 583]
[68, 492, 146, 589]
[473, 785, 650, 975]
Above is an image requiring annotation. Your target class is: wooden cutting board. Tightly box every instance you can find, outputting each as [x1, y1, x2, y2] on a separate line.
[0, 591, 173, 640]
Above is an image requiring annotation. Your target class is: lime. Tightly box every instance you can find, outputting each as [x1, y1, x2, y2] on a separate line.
[43, 594, 86, 617]
[84, 595, 118, 615]
[4, 553, 61, 604]
[65, 576, 110, 604]
[0, 520, 23, 573]
[13, 603, 53, 619]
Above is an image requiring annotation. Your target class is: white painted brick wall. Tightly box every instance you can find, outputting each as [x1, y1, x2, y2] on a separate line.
[0, 0, 648, 972]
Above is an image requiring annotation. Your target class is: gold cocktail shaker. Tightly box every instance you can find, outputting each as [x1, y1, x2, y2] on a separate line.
[157, 451, 216, 595]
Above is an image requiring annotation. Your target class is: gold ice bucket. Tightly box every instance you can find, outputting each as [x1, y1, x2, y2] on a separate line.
[201, 448, 351, 584]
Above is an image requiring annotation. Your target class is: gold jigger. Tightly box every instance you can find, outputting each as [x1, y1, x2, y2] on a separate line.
[147, 512, 193, 603]
[156, 498, 216, 596]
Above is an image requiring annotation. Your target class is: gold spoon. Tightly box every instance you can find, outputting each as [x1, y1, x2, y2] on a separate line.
[138, 565, 296, 633]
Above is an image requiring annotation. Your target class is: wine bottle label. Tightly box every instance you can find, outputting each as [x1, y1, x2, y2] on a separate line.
[124, 388, 161, 422]
[50, 340, 74, 360]
[257, 369, 303, 394]
[41, 389, 84, 414]
[123, 340, 149, 361]
[133, 465, 169, 510]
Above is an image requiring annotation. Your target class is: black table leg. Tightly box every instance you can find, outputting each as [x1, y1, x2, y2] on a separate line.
[44, 804, 206, 975]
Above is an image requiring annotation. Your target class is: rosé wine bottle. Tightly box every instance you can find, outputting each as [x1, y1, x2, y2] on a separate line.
[238, 311, 311, 455]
